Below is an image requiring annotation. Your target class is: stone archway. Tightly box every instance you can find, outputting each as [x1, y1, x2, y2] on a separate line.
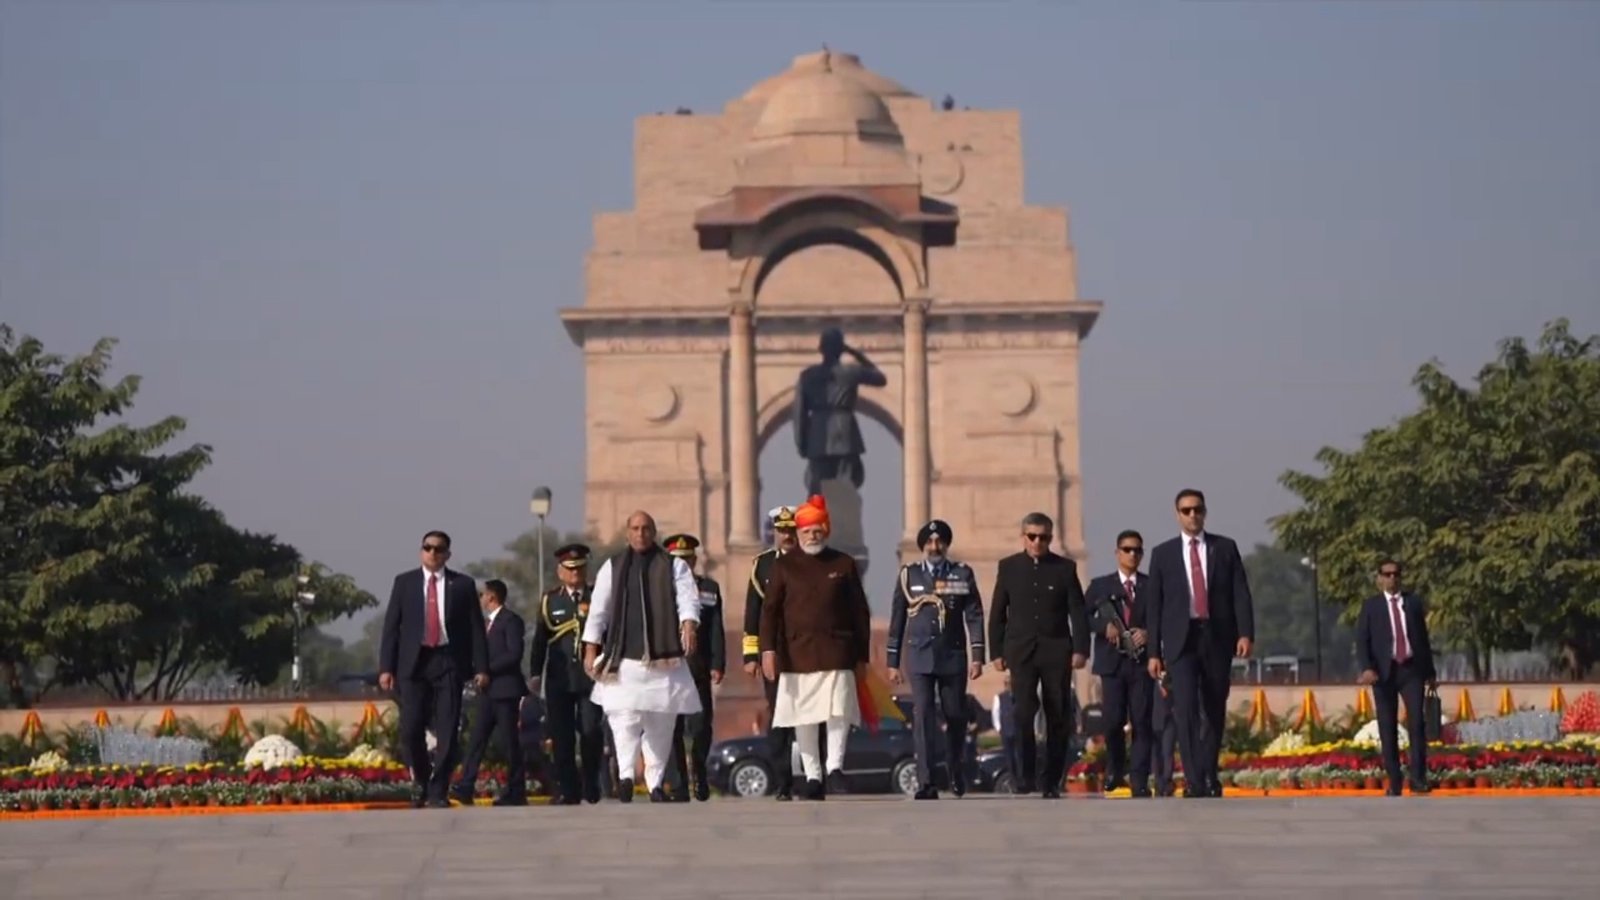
[558, 48, 1103, 599]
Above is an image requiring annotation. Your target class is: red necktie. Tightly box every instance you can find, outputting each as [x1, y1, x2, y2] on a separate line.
[1123, 579, 1135, 622]
[425, 573, 442, 646]
[1389, 595, 1409, 663]
[1188, 538, 1209, 618]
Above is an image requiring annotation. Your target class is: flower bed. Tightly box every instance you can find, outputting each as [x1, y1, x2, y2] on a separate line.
[0, 757, 413, 812]
[1229, 736, 1600, 791]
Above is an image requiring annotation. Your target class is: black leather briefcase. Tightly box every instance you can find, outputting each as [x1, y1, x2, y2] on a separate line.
[1424, 686, 1443, 741]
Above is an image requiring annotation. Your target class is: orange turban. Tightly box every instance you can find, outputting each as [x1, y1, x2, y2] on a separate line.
[794, 494, 830, 531]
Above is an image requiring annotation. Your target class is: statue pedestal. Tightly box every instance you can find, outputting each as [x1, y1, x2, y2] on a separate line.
[819, 477, 870, 579]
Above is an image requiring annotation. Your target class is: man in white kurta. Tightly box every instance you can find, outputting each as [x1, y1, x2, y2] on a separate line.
[581, 511, 703, 802]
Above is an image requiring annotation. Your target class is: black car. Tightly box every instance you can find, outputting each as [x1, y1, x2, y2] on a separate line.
[706, 696, 996, 797]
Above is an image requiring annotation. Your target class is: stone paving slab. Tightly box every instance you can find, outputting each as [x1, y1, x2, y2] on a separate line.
[2, 795, 1599, 898]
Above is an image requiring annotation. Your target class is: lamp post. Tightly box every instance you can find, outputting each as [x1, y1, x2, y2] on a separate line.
[1300, 552, 1322, 682]
[531, 486, 552, 601]
[293, 572, 316, 696]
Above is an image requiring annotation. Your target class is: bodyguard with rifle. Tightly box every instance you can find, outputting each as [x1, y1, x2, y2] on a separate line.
[1086, 529, 1155, 797]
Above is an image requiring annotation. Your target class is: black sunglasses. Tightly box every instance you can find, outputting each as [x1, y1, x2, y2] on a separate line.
[421, 543, 448, 553]
[1024, 532, 1052, 542]
[1178, 505, 1206, 516]
[1118, 546, 1144, 554]
[1379, 569, 1400, 577]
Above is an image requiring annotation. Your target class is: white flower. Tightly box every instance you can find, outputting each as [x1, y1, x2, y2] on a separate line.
[1263, 731, 1309, 757]
[243, 734, 304, 769]
[28, 750, 68, 771]
[344, 743, 390, 764]
[1351, 718, 1408, 749]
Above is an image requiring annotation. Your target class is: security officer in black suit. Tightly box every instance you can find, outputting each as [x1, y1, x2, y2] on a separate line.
[1087, 530, 1154, 797]
[887, 519, 985, 799]
[529, 543, 605, 805]
[450, 579, 528, 806]
[662, 533, 726, 802]
[742, 505, 801, 800]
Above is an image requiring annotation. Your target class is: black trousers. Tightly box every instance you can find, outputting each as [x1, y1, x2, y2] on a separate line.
[1010, 655, 1072, 790]
[667, 672, 717, 793]
[763, 673, 795, 792]
[910, 670, 967, 788]
[457, 695, 524, 798]
[547, 685, 605, 801]
[398, 647, 462, 800]
[1373, 661, 1429, 787]
[1100, 662, 1154, 789]
[1168, 621, 1232, 793]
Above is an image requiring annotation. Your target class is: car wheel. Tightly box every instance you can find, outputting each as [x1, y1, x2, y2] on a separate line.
[994, 772, 1015, 795]
[727, 759, 772, 798]
[892, 758, 919, 796]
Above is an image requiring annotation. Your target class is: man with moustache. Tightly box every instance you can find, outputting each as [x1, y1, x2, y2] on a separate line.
[581, 511, 703, 803]
[988, 512, 1090, 799]
[759, 495, 872, 799]
[530, 543, 606, 805]
[743, 505, 802, 800]
[886, 519, 985, 799]
[378, 530, 490, 808]
[1087, 531, 1154, 797]
[451, 579, 528, 806]
[1145, 489, 1255, 798]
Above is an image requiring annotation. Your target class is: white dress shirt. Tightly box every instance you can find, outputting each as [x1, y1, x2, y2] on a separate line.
[1386, 592, 1411, 658]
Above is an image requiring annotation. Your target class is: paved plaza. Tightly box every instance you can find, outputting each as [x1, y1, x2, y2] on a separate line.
[2, 795, 1597, 899]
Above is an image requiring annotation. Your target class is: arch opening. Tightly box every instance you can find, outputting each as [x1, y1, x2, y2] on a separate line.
[753, 227, 905, 303]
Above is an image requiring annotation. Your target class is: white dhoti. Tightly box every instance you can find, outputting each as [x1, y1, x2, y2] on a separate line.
[773, 669, 859, 780]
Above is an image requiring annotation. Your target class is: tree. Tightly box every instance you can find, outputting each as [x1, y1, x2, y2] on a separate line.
[1241, 543, 1356, 681]
[1, 326, 376, 700]
[1273, 320, 1600, 679]
[462, 525, 622, 622]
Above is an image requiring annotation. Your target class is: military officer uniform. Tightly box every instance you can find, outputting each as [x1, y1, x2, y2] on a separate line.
[529, 543, 605, 805]
[887, 519, 985, 799]
[743, 504, 800, 800]
[661, 534, 726, 801]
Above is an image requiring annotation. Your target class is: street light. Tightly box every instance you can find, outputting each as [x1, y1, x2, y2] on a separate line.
[531, 486, 552, 600]
[1300, 552, 1322, 682]
[293, 573, 316, 695]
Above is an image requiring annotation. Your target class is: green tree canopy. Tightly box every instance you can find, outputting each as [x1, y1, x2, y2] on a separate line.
[462, 525, 622, 622]
[1, 325, 376, 700]
[1273, 319, 1600, 679]
[1241, 543, 1357, 681]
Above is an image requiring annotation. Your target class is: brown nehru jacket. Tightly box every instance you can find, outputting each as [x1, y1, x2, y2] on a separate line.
[759, 547, 872, 675]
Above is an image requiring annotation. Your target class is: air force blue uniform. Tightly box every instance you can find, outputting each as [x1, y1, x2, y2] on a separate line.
[887, 555, 984, 793]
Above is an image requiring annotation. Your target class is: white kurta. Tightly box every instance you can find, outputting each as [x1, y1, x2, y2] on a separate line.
[580, 555, 704, 716]
[772, 669, 860, 728]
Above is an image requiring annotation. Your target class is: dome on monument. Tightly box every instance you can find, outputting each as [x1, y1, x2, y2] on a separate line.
[748, 61, 901, 143]
[741, 50, 916, 104]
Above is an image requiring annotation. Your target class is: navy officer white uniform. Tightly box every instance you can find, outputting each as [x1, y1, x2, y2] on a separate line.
[887, 519, 985, 799]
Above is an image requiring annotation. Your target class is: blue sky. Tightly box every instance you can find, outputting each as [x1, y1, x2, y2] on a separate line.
[4, 1, 1597, 637]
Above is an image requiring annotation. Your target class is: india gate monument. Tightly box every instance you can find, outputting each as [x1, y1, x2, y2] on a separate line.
[560, 49, 1100, 615]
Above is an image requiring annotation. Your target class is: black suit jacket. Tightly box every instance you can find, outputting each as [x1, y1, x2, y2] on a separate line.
[1357, 592, 1436, 682]
[987, 551, 1090, 666]
[483, 607, 529, 700]
[378, 567, 490, 681]
[1086, 571, 1149, 676]
[1144, 532, 1254, 663]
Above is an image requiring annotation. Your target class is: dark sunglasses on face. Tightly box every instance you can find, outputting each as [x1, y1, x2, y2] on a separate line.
[1118, 546, 1143, 555]
[422, 544, 448, 553]
[1024, 532, 1052, 542]
[1179, 506, 1206, 516]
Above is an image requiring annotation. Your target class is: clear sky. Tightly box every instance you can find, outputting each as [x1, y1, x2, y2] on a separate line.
[4, 1, 1597, 639]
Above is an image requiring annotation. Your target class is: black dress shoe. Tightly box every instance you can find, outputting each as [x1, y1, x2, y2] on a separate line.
[693, 781, 711, 802]
[553, 794, 581, 806]
[774, 786, 793, 801]
[425, 797, 451, 809]
[1041, 788, 1061, 799]
[668, 790, 691, 803]
[649, 787, 667, 803]
[802, 778, 825, 800]
[951, 773, 967, 798]
[1013, 778, 1036, 795]
[583, 786, 602, 804]
[913, 785, 938, 800]
[616, 778, 634, 803]
[492, 794, 527, 807]
[1409, 782, 1432, 795]
[449, 787, 474, 806]
[825, 771, 849, 795]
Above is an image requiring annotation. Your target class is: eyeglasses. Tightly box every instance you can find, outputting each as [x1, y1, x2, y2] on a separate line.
[1379, 570, 1400, 577]
[1178, 506, 1206, 516]
[421, 544, 448, 553]
[1118, 546, 1143, 555]
[1024, 532, 1052, 542]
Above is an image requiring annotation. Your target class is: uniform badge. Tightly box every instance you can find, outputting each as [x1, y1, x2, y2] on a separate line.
[578, 602, 589, 617]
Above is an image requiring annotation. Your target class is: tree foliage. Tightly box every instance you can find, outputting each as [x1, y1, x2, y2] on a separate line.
[462, 525, 623, 622]
[1, 325, 376, 700]
[1241, 543, 1356, 680]
[1273, 320, 1600, 679]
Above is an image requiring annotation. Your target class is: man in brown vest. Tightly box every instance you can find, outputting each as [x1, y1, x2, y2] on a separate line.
[760, 494, 872, 799]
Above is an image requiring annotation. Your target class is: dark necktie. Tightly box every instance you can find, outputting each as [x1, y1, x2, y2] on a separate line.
[424, 573, 441, 646]
[1188, 538, 1209, 618]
